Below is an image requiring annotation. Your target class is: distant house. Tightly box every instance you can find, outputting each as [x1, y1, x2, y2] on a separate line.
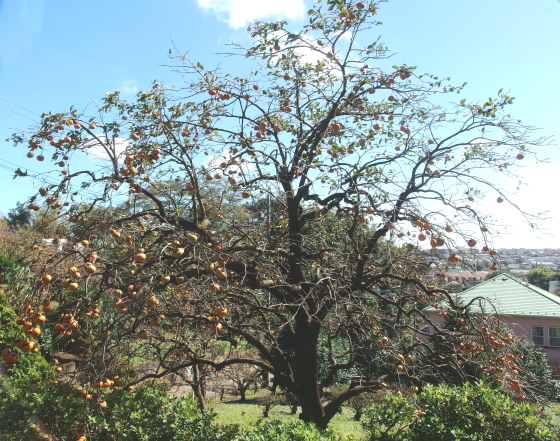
[425, 273, 560, 373]
[431, 271, 488, 288]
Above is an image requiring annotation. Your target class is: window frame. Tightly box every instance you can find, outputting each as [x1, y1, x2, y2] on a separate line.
[549, 327, 560, 347]
[532, 326, 545, 346]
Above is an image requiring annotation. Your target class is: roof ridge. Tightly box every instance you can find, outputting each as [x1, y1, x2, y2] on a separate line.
[506, 273, 560, 307]
[457, 272, 504, 295]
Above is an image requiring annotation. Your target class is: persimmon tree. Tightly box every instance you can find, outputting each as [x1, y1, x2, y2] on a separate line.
[7, 0, 549, 428]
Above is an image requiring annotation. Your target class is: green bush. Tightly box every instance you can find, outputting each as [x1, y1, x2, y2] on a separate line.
[1, 381, 239, 441]
[510, 337, 560, 401]
[234, 419, 342, 441]
[363, 383, 558, 441]
[0, 253, 29, 285]
[0, 291, 54, 385]
[361, 392, 416, 441]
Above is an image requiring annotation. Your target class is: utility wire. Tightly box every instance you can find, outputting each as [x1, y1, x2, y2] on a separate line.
[0, 114, 29, 128]
[0, 158, 101, 199]
[0, 95, 42, 117]
[0, 103, 38, 122]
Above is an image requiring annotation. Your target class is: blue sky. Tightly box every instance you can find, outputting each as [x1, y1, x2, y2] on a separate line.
[0, 0, 558, 248]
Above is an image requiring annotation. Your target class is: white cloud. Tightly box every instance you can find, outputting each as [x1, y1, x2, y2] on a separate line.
[476, 159, 560, 249]
[119, 80, 141, 95]
[196, 0, 306, 28]
[84, 135, 129, 160]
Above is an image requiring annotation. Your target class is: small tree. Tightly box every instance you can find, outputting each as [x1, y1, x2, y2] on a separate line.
[6, 202, 32, 229]
[256, 393, 286, 418]
[223, 351, 262, 402]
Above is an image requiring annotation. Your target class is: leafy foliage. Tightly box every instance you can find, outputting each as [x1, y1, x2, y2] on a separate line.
[234, 419, 341, 441]
[528, 266, 558, 291]
[362, 383, 558, 441]
[0, 291, 53, 385]
[0, 380, 239, 441]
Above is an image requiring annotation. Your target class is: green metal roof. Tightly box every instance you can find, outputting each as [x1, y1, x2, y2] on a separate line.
[427, 273, 560, 318]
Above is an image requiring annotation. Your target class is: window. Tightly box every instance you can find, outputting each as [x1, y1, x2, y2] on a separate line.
[550, 327, 560, 347]
[532, 326, 544, 346]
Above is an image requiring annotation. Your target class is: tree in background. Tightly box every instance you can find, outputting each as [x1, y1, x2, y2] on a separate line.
[528, 266, 557, 291]
[6, 0, 548, 428]
[6, 202, 32, 229]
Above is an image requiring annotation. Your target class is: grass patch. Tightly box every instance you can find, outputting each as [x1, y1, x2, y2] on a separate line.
[209, 390, 366, 440]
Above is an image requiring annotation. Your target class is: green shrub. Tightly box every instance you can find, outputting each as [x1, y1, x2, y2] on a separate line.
[510, 337, 560, 401]
[1, 381, 239, 441]
[1, 287, 237, 441]
[0, 253, 29, 285]
[361, 392, 416, 440]
[412, 383, 557, 441]
[0, 291, 54, 385]
[363, 383, 558, 441]
[234, 419, 341, 441]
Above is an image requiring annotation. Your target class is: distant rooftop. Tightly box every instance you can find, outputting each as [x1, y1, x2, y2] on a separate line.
[425, 273, 560, 318]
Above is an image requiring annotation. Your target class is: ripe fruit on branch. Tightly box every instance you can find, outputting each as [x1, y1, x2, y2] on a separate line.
[187, 234, 198, 243]
[215, 307, 228, 317]
[41, 275, 53, 285]
[22, 341, 35, 352]
[160, 275, 171, 284]
[146, 295, 159, 306]
[150, 315, 164, 326]
[418, 233, 426, 241]
[3, 353, 18, 366]
[33, 313, 46, 324]
[215, 268, 227, 279]
[83, 262, 97, 274]
[467, 239, 477, 247]
[134, 251, 146, 262]
[172, 247, 185, 258]
[137, 329, 149, 339]
[210, 322, 223, 332]
[242, 191, 250, 199]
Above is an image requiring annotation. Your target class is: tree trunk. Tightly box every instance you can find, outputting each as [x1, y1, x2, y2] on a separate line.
[354, 410, 363, 421]
[239, 386, 247, 402]
[263, 404, 271, 418]
[191, 365, 206, 411]
[293, 318, 328, 428]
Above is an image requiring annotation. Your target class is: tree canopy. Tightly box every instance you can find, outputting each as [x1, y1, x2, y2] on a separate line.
[6, 0, 548, 428]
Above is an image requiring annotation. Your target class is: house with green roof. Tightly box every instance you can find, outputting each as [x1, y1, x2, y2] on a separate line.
[425, 273, 560, 372]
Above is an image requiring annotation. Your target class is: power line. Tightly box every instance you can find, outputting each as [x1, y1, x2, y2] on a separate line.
[0, 95, 42, 117]
[0, 158, 107, 200]
[0, 103, 38, 122]
[0, 114, 29, 128]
